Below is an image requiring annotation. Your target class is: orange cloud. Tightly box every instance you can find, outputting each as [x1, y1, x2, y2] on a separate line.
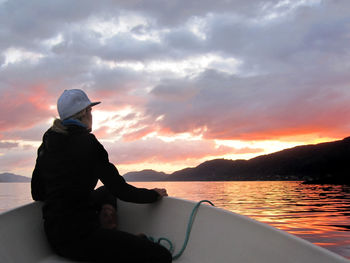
[105, 137, 239, 165]
[122, 126, 155, 141]
[0, 85, 55, 135]
[93, 126, 111, 139]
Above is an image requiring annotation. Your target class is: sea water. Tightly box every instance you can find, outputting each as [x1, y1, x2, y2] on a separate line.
[1, 181, 350, 259]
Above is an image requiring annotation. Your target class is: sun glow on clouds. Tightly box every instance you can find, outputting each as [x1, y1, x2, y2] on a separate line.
[92, 110, 127, 139]
[215, 133, 338, 161]
[92, 107, 148, 140]
[216, 139, 301, 160]
[92, 102, 340, 174]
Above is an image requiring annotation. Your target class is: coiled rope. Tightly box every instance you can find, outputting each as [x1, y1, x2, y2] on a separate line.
[148, 200, 215, 260]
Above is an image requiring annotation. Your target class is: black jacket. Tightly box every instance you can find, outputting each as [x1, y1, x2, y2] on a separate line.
[31, 120, 159, 240]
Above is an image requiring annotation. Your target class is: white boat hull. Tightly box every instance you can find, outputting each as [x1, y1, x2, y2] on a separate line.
[0, 197, 349, 263]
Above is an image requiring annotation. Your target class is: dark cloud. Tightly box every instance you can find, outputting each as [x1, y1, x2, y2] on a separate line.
[124, 0, 277, 26]
[146, 69, 350, 140]
[1, 0, 350, 175]
[0, 0, 115, 50]
[2, 122, 49, 141]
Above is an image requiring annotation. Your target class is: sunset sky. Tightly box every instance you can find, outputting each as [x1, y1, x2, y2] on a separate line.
[1, 0, 350, 177]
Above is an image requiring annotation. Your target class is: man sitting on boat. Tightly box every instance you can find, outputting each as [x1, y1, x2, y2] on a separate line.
[31, 89, 172, 263]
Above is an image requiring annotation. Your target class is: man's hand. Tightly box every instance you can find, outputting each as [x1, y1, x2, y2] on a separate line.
[152, 188, 168, 197]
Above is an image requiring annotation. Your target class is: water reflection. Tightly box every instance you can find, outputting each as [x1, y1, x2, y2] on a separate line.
[1, 181, 350, 259]
[133, 181, 350, 259]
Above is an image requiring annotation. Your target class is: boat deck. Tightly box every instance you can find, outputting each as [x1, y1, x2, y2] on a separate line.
[1, 199, 349, 263]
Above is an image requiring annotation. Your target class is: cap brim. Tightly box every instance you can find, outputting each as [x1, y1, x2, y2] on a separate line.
[90, 102, 101, 107]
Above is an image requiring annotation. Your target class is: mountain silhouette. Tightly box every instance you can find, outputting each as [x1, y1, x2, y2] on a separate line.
[123, 137, 350, 184]
[0, 173, 31, 182]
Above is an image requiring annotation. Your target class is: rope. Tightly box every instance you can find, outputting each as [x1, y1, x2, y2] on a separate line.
[148, 200, 215, 260]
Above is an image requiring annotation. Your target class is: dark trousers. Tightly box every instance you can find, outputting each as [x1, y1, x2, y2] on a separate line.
[71, 227, 172, 263]
[45, 186, 172, 263]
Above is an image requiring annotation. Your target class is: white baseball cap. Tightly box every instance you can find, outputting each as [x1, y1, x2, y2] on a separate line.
[57, 89, 101, 120]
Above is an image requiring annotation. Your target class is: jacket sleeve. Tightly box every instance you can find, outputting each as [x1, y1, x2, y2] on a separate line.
[91, 135, 160, 203]
[31, 143, 46, 201]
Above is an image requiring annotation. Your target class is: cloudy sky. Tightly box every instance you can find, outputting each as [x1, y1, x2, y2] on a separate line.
[1, 0, 350, 177]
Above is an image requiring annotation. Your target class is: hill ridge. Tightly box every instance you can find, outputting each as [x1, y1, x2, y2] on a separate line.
[123, 136, 350, 183]
[0, 173, 31, 182]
